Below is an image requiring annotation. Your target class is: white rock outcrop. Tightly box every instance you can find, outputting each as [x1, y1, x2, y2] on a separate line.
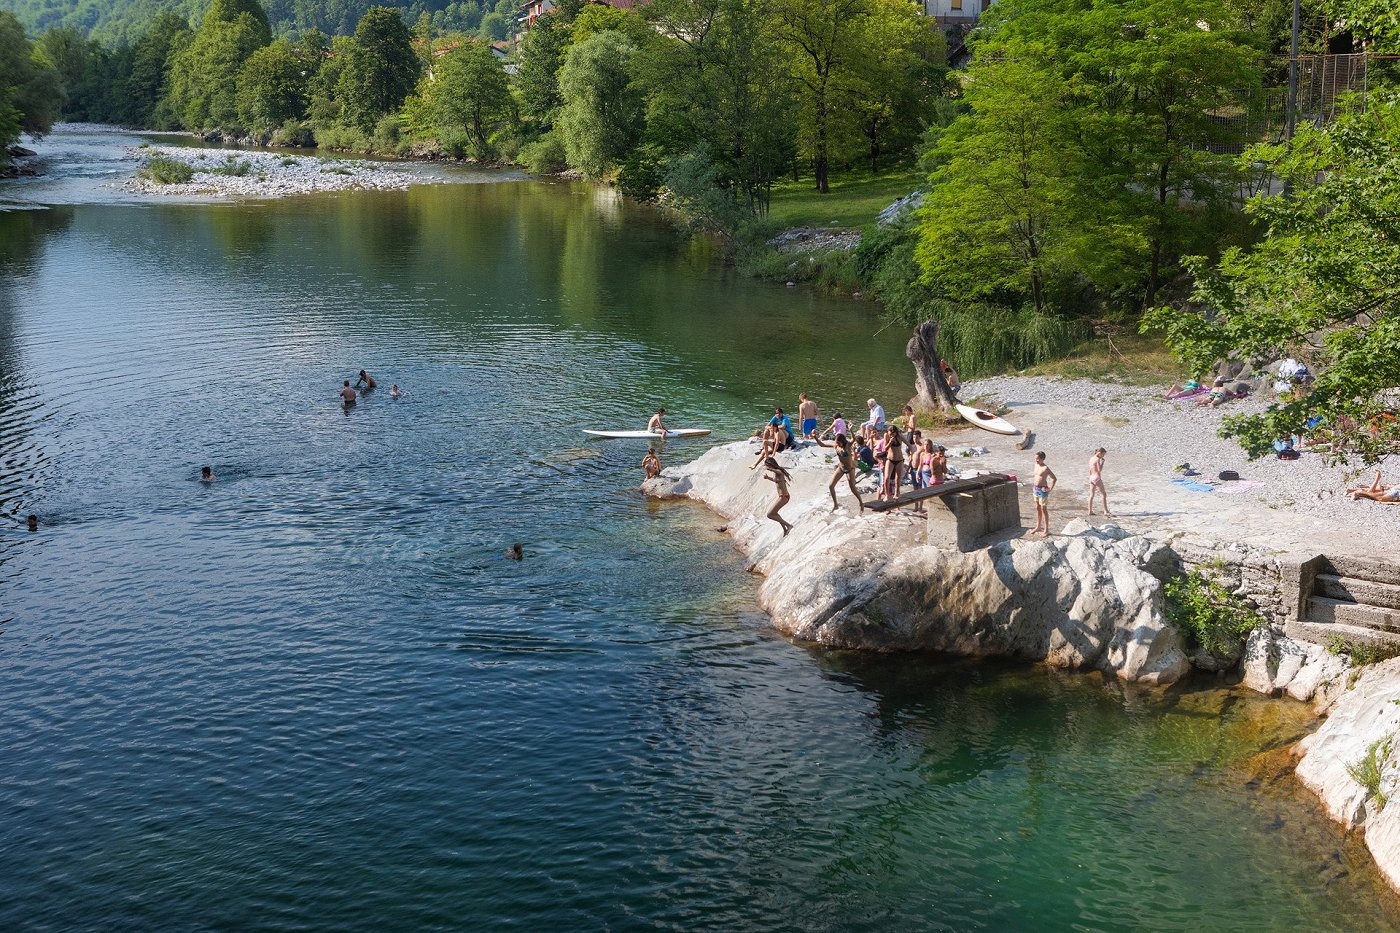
[646, 441, 1190, 684]
[1294, 658, 1400, 889]
[1240, 626, 1349, 704]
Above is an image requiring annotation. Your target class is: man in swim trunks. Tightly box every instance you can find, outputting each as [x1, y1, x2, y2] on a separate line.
[339, 380, 357, 405]
[355, 370, 376, 390]
[648, 408, 668, 436]
[799, 393, 822, 444]
[1031, 451, 1057, 537]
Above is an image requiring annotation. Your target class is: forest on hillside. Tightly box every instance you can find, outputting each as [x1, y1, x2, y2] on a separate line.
[1, 0, 517, 44]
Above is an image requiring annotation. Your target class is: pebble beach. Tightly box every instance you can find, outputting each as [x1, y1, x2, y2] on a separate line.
[118, 144, 433, 198]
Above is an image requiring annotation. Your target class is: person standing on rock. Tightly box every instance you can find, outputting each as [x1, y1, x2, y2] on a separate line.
[828, 434, 864, 514]
[799, 394, 823, 446]
[763, 457, 794, 536]
[1087, 448, 1113, 517]
[1032, 451, 1057, 537]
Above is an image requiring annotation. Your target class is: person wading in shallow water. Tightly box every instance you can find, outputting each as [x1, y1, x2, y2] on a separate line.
[763, 456, 794, 536]
[355, 370, 376, 390]
[1032, 451, 1057, 537]
[339, 380, 357, 405]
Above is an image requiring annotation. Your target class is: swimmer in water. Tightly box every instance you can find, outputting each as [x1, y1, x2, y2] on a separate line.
[390, 384, 403, 399]
[27, 514, 38, 532]
[200, 466, 216, 482]
[505, 543, 523, 561]
[355, 369, 377, 390]
[339, 380, 357, 405]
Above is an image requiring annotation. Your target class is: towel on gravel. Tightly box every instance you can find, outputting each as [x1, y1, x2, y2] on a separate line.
[1216, 480, 1265, 495]
[1170, 478, 1217, 492]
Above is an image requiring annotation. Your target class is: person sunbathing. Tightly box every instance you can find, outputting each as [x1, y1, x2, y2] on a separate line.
[1165, 379, 1202, 399]
[1347, 470, 1400, 502]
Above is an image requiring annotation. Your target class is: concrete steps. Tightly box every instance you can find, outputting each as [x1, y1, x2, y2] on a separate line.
[1307, 596, 1400, 633]
[1293, 620, 1400, 649]
[1321, 556, 1400, 586]
[1315, 574, 1400, 611]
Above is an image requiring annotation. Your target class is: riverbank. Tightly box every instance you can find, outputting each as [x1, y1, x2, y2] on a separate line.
[642, 373, 1400, 892]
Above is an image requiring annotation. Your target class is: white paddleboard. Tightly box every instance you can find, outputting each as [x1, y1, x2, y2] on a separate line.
[582, 429, 712, 440]
[955, 404, 1019, 436]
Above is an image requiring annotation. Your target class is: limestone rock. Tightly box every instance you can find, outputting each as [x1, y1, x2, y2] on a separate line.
[650, 441, 1189, 684]
[1241, 626, 1349, 704]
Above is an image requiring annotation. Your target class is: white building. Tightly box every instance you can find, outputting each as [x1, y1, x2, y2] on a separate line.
[923, 0, 993, 26]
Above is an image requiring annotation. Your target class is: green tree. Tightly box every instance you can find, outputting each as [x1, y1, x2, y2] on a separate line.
[840, 2, 945, 172]
[556, 30, 644, 177]
[775, 0, 873, 193]
[515, 10, 570, 124]
[1144, 95, 1400, 464]
[208, 0, 273, 45]
[165, 10, 269, 130]
[641, 0, 796, 216]
[0, 11, 63, 159]
[124, 13, 193, 128]
[425, 40, 514, 158]
[338, 6, 421, 130]
[236, 37, 314, 131]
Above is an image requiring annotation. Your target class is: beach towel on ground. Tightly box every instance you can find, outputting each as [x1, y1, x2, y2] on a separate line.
[1170, 478, 1216, 493]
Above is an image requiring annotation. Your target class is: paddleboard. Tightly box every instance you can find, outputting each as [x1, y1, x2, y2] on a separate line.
[582, 429, 712, 440]
[955, 404, 1019, 436]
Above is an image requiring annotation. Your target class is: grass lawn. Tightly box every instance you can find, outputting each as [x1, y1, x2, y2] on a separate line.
[765, 167, 923, 232]
[1018, 331, 1179, 386]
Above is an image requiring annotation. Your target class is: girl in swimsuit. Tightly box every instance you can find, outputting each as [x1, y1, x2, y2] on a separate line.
[828, 433, 864, 513]
[764, 457, 794, 535]
[881, 425, 905, 502]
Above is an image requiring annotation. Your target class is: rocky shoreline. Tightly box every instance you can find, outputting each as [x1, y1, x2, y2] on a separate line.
[644, 437, 1400, 893]
[118, 145, 435, 198]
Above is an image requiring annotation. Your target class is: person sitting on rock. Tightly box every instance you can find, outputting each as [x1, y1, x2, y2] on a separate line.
[642, 447, 661, 480]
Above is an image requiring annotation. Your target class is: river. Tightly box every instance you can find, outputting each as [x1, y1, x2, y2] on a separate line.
[1, 126, 1396, 931]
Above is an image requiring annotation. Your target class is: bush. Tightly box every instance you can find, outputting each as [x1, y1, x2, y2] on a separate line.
[373, 115, 402, 153]
[139, 155, 194, 184]
[1163, 570, 1266, 657]
[1347, 738, 1391, 809]
[1325, 635, 1400, 666]
[271, 121, 316, 148]
[518, 132, 568, 174]
[314, 124, 370, 152]
[209, 155, 252, 177]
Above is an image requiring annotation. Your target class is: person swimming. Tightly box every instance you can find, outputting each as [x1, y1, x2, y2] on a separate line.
[27, 514, 38, 532]
[390, 384, 403, 399]
[339, 380, 357, 405]
[505, 543, 523, 560]
[200, 466, 216, 482]
[355, 370, 377, 390]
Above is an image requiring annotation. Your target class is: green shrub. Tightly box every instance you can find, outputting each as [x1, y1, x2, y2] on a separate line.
[279, 157, 299, 167]
[271, 121, 316, 149]
[1326, 634, 1400, 666]
[314, 124, 370, 152]
[139, 155, 194, 185]
[518, 132, 568, 174]
[319, 165, 353, 176]
[209, 155, 252, 177]
[1162, 570, 1266, 657]
[373, 115, 402, 153]
[1347, 738, 1391, 808]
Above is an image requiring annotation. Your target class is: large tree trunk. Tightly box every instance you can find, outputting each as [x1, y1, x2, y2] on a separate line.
[907, 320, 959, 413]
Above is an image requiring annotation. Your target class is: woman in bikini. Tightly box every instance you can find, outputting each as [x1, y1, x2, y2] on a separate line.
[828, 433, 864, 513]
[750, 424, 778, 470]
[763, 457, 794, 535]
[881, 425, 905, 503]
